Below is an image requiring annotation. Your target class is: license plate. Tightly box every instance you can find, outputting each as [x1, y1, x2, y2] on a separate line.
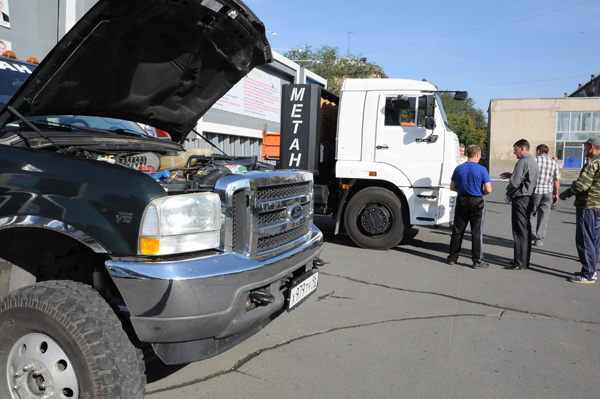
[288, 270, 319, 311]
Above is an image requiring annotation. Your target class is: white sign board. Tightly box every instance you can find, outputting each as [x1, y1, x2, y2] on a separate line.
[214, 68, 281, 123]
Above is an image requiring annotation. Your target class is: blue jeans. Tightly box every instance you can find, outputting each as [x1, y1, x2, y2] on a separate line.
[575, 208, 600, 279]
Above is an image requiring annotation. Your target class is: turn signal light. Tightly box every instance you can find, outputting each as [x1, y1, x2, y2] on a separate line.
[140, 238, 160, 255]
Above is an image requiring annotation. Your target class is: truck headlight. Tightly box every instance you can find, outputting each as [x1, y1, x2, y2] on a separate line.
[139, 193, 221, 255]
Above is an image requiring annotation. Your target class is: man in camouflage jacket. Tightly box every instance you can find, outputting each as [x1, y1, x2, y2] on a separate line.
[559, 136, 600, 284]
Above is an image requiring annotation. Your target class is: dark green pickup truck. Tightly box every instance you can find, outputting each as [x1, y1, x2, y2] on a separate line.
[0, 1, 322, 398]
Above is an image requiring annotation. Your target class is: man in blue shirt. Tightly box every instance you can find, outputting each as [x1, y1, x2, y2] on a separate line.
[448, 145, 492, 268]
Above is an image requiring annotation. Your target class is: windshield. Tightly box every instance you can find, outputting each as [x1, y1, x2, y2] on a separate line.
[24, 115, 149, 136]
[435, 93, 452, 130]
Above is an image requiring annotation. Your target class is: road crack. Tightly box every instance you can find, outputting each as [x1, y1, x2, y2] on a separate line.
[147, 313, 489, 395]
[146, 272, 599, 396]
[321, 271, 599, 325]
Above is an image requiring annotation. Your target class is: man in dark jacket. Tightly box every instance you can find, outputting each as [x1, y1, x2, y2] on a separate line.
[559, 136, 600, 284]
[500, 139, 538, 270]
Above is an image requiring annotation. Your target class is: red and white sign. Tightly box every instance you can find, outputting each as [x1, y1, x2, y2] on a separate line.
[214, 68, 281, 122]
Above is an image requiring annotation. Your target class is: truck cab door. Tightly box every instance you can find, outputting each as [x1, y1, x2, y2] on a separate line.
[374, 94, 444, 187]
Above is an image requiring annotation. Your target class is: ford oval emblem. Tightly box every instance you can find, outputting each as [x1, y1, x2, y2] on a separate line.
[287, 204, 303, 220]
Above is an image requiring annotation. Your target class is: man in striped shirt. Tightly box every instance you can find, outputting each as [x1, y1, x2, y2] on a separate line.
[530, 144, 561, 247]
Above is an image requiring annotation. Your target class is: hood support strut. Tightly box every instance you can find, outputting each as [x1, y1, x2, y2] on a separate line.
[7, 106, 65, 154]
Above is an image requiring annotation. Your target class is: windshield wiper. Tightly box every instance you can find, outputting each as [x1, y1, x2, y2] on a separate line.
[110, 128, 152, 138]
[27, 120, 73, 131]
[26, 120, 151, 138]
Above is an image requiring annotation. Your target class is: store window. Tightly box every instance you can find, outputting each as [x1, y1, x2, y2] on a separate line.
[556, 112, 600, 165]
[594, 112, 600, 131]
[557, 113, 569, 132]
[556, 111, 600, 144]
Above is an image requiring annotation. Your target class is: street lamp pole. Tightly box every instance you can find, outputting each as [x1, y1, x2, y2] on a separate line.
[347, 31, 353, 55]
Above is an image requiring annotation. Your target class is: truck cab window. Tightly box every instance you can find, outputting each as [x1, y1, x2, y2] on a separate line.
[385, 96, 427, 127]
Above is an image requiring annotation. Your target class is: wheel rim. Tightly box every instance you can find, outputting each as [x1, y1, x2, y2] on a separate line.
[7, 333, 79, 399]
[357, 202, 393, 236]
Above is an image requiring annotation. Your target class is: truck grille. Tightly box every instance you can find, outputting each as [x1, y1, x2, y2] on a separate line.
[216, 171, 314, 260]
[257, 223, 312, 253]
[257, 182, 312, 200]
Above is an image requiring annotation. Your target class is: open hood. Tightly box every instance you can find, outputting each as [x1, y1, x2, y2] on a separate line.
[0, 0, 272, 143]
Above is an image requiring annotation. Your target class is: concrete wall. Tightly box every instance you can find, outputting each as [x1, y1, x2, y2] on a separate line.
[0, 0, 96, 61]
[488, 97, 600, 177]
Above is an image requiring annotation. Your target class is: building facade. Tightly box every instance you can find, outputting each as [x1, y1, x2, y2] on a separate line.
[488, 97, 600, 177]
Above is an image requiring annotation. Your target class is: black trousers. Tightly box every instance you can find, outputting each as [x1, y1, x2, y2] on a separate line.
[449, 196, 485, 263]
[511, 195, 534, 268]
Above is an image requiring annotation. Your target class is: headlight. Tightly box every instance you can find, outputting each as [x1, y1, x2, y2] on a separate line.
[139, 193, 221, 255]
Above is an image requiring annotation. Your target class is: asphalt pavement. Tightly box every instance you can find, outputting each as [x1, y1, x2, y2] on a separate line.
[145, 180, 600, 398]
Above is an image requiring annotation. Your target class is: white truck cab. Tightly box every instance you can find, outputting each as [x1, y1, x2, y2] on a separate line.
[280, 78, 466, 249]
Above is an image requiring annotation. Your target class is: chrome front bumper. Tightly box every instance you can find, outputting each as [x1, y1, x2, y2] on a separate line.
[105, 226, 323, 362]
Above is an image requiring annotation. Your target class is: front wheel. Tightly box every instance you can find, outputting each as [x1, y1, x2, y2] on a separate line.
[0, 280, 146, 399]
[344, 187, 408, 249]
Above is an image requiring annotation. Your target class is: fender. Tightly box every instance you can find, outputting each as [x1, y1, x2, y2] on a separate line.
[0, 146, 167, 254]
[0, 215, 107, 253]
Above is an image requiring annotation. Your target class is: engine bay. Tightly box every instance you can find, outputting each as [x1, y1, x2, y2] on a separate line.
[73, 147, 273, 193]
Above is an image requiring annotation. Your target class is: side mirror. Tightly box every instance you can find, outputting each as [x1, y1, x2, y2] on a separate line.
[425, 116, 436, 130]
[425, 95, 435, 118]
[454, 91, 468, 101]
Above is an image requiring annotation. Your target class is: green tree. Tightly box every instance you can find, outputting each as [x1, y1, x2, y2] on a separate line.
[439, 92, 488, 154]
[284, 45, 387, 95]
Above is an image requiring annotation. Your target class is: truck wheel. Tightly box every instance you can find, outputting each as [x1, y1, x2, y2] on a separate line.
[0, 281, 145, 399]
[344, 187, 407, 249]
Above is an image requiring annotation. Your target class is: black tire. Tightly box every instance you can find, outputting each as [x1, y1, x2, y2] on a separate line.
[344, 187, 407, 249]
[0, 281, 145, 399]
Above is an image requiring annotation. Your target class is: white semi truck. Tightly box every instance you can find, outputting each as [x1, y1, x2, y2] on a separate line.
[280, 78, 468, 250]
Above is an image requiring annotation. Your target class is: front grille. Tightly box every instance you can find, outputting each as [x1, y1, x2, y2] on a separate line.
[257, 182, 311, 200]
[257, 223, 312, 252]
[231, 189, 248, 253]
[217, 171, 314, 260]
[258, 203, 311, 225]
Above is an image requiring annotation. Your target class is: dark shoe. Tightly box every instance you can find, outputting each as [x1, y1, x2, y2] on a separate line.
[472, 262, 490, 269]
[534, 240, 543, 247]
[447, 257, 457, 265]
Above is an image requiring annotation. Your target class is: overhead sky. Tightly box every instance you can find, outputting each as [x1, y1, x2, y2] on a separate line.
[246, 0, 600, 114]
